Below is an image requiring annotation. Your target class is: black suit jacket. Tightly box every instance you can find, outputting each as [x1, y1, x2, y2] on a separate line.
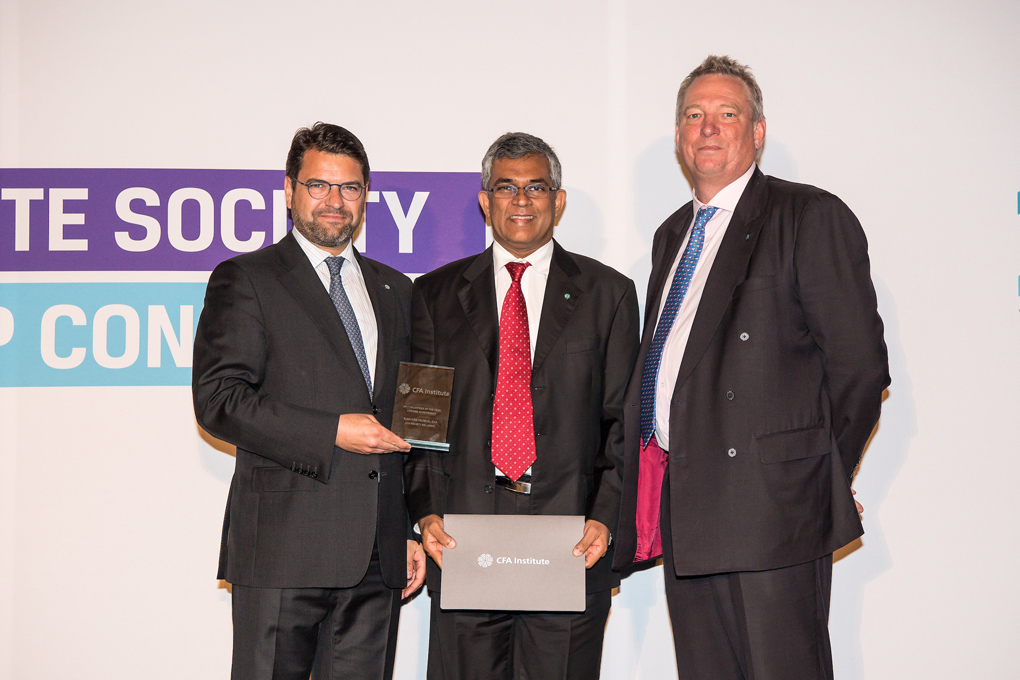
[405, 241, 639, 593]
[193, 231, 412, 589]
[614, 168, 890, 576]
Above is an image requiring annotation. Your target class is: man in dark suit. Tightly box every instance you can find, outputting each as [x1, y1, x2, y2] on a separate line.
[193, 122, 425, 680]
[614, 56, 890, 679]
[405, 132, 639, 680]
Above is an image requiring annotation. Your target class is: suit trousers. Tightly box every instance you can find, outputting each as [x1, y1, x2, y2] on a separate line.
[661, 473, 835, 680]
[230, 543, 401, 680]
[427, 486, 611, 680]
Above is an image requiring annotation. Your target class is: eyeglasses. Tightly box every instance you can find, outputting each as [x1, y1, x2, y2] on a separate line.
[487, 183, 558, 199]
[293, 178, 366, 201]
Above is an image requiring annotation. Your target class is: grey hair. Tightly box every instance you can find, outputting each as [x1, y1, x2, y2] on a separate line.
[675, 55, 765, 127]
[480, 132, 562, 190]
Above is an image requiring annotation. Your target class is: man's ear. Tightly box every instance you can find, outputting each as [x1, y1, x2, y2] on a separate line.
[478, 190, 491, 225]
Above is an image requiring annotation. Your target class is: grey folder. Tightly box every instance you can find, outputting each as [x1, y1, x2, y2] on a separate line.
[440, 514, 586, 612]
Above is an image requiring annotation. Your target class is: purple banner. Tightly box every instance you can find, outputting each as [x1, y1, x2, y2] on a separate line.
[0, 169, 486, 273]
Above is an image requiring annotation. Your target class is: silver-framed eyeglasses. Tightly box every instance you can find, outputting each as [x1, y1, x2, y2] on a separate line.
[294, 178, 366, 201]
[487, 183, 558, 199]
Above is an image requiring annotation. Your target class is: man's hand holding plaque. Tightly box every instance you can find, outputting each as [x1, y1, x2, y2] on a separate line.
[392, 362, 455, 450]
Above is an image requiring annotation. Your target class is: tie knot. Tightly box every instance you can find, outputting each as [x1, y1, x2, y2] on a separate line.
[505, 261, 530, 283]
[325, 255, 346, 277]
[695, 205, 718, 226]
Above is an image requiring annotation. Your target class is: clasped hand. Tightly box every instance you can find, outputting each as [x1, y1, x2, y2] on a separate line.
[418, 515, 610, 569]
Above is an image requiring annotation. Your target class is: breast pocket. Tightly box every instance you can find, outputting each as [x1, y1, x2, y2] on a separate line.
[565, 335, 600, 353]
[732, 275, 777, 298]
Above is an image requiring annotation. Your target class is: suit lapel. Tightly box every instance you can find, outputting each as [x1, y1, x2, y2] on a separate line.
[357, 249, 395, 403]
[674, 168, 769, 393]
[645, 205, 695, 337]
[457, 249, 499, 379]
[275, 233, 372, 397]
[533, 241, 582, 373]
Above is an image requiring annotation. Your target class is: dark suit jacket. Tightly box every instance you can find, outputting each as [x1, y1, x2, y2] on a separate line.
[405, 241, 639, 593]
[193, 231, 412, 589]
[614, 168, 890, 576]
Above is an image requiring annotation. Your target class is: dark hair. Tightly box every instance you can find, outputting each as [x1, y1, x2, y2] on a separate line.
[481, 132, 562, 190]
[676, 55, 764, 127]
[285, 122, 370, 185]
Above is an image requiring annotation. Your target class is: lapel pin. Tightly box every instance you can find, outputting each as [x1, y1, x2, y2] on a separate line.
[384, 284, 391, 289]
[564, 293, 571, 299]
[745, 234, 750, 240]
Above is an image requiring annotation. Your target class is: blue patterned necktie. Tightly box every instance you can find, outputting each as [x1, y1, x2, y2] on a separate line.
[325, 256, 373, 398]
[640, 205, 718, 446]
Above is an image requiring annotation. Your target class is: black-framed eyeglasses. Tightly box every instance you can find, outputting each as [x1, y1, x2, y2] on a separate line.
[293, 178, 366, 201]
[487, 183, 558, 199]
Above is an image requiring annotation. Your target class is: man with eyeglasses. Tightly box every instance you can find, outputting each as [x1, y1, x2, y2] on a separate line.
[193, 122, 425, 680]
[405, 132, 639, 680]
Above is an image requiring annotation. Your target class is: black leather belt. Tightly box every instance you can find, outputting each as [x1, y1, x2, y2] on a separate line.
[495, 475, 532, 494]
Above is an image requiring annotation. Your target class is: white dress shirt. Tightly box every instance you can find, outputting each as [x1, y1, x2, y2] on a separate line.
[653, 163, 756, 451]
[492, 239, 554, 363]
[292, 228, 379, 387]
[491, 238, 554, 477]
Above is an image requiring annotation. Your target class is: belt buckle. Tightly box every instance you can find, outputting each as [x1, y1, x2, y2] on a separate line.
[496, 476, 532, 495]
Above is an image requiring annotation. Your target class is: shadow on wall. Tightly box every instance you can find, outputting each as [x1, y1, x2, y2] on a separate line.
[195, 425, 236, 596]
[615, 557, 669, 670]
[757, 137, 798, 184]
[829, 277, 915, 679]
[197, 423, 237, 485]
[628, 136, 689, 295]
[554, 186, 608, 260]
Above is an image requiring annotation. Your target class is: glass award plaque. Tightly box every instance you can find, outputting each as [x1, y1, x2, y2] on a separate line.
[392, 361, 454, 450]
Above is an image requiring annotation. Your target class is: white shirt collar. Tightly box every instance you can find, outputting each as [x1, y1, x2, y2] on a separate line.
[491, 238, 555, 276]
[693, 163, 756, 215]
[291, 227, 361, 274]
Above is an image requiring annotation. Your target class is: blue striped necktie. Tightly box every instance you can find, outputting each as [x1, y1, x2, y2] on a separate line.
[325, 256, 373, 398]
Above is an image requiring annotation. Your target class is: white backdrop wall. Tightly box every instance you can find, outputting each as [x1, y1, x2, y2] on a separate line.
[2, 1, 1019, 678]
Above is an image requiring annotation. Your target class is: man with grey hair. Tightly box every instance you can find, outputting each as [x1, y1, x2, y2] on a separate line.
[406, 132, 639, 680]
[614, 56, 889, 679]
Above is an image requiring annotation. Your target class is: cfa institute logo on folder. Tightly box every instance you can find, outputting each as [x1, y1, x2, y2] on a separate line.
[439, 514, 586, 612]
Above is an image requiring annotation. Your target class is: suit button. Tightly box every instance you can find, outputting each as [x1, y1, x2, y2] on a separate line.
[484, 485, 494, 494]
[372, 406, 380, 414]
[726, 391, 734, 400]
[368, 471, 378, 480]
[728, 448, 737, 458]
[740, 332, 749, 341]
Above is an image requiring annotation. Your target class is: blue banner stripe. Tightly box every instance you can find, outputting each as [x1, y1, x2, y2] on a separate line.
[0, 283, 206, 387]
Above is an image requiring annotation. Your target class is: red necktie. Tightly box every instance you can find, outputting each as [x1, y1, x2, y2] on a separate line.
[491, 261, 536, 481]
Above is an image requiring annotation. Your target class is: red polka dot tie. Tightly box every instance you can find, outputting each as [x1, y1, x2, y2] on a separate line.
[491, 261, 536, 482]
